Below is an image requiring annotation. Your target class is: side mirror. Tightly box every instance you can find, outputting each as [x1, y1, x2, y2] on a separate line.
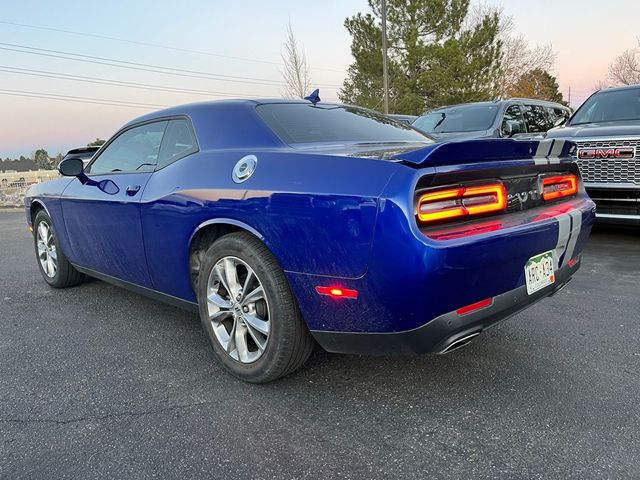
[58, 157, 84, 177]
[58, 156, 94, 186]
[503, 120, 521, 138]
[553, 116, 568, 127]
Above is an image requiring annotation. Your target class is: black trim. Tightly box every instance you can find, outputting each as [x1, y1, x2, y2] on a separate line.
[72, 264, 199, 313]
[310, 261, 580, 356]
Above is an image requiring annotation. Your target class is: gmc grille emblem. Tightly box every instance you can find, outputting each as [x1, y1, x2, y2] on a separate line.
[577, 147, 635, 159]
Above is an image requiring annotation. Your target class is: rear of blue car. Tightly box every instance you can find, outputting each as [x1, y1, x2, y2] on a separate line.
[297, 140, 595, 354]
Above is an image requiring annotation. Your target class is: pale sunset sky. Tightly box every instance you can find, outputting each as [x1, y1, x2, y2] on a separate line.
[1, 0, 639, 158]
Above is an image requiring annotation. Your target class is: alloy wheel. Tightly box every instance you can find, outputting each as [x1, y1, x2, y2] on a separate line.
[206, 256, 270, 363]
[36, 221, 57, 278]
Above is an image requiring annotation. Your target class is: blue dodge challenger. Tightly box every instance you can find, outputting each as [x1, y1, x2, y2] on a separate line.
[25, 98, 595, 382]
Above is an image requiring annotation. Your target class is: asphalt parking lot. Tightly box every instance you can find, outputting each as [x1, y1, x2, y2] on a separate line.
[0, 211, 639, 479]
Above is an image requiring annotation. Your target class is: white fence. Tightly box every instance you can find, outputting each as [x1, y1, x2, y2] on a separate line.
[0, 171, 60, 208]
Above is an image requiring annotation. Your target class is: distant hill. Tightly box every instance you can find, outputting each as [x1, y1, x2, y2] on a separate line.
[1, 158, 38, 172]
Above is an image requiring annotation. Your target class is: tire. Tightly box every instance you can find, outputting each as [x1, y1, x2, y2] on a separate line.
[197, 232, 314, 383]
[33, 210, 85, 288]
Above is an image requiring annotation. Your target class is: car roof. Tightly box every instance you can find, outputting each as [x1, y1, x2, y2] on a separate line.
[119, 99, 351, 151]
[422, 98, 569, 114]
[592, 84, 640, 94]
[124, 98, 342, 127]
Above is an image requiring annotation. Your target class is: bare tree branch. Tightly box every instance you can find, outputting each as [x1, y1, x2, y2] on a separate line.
[466, 1, 556, 98]
[280, 22, 312, 99]
[609, 48, 640, 85]
[593, 79, 612, 91]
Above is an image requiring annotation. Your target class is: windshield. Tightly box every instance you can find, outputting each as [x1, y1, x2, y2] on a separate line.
[412, 104, 499, 133]
[256, 103, 431, 145]
[570, 87, 640, 125]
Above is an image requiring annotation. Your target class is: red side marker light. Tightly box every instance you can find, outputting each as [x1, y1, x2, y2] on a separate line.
[456, 298, 493, 316]
[567, 257, 579, 267]
[316, 286, 358, 299]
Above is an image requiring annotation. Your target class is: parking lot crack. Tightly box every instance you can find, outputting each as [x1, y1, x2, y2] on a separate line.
[0, 400, 213, 426]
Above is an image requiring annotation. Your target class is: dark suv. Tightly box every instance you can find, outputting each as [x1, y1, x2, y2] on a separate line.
[546, 85, 640, 225]
[412, 99, 571, 141]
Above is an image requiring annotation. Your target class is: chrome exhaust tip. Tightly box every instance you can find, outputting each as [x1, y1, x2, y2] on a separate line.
[438, 331, 481, 354]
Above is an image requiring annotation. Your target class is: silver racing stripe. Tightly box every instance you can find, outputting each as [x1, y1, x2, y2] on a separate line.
[548, 139, 565, 163]
[553, 212, 571, 269]
[533, 139, 567, 164]
[535, 139, 553, 158]
[564, 209, 583, 264]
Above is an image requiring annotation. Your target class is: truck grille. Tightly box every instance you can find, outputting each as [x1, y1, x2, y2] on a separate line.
[574, 139, 640, 184]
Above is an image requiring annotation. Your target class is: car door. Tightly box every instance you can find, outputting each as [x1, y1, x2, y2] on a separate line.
[60, 120, 168, 287]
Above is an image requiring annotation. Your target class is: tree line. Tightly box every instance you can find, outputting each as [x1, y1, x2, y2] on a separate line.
[338, 0, 567, 115]
[1, 138, 105, 172]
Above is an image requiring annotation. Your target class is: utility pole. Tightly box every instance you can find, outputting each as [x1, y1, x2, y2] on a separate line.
[381, 0, 390, 114]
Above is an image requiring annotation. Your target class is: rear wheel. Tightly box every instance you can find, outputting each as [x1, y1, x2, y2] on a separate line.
[33, 210, 85, 288]
[197, 232, 314, 383]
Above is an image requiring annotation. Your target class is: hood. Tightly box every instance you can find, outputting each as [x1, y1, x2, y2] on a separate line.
[547, 121, 640, 139]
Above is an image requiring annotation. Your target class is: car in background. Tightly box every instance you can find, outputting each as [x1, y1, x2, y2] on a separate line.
[63, 146, 101, 166]
[412, 99, 571, 142]
[387, 113, 418, 125]
[546, 85, 640, 225]
[25, 99, 594, 383]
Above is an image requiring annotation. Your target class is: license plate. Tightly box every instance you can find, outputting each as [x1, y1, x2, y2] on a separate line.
[524, 251, 555, 295]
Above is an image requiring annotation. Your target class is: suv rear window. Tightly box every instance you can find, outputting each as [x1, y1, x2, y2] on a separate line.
[413, 104, 499, 133]
[256, 104, 430, 145]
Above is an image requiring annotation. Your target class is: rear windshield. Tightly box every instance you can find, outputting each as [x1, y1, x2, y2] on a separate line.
[256, 103, 430, 145]
[570, 87, 640, 125]
[413, 104, 499, 133]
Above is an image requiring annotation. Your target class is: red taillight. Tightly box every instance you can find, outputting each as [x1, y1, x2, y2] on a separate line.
[315, 286, 358, 299]
[541, 174, 578, 201]
[456, 298, 493, 316]
[417, 183, 507, 223]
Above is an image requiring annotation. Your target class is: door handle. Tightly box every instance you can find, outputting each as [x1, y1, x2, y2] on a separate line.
[126, 185, 141, 196]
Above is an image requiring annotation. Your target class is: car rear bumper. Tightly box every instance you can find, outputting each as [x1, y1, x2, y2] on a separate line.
[310, 259, 580, 355]
[286, 193, 594, 354]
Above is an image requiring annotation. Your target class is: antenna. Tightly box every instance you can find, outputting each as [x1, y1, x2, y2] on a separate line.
[304, 89, 321, 105]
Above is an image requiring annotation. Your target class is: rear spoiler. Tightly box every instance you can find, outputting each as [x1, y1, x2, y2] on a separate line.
[392, 139, 575, 167]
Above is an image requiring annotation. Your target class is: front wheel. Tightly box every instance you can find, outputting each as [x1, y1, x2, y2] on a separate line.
[33, 210, 85, 288]
[197, 232, 314, 383]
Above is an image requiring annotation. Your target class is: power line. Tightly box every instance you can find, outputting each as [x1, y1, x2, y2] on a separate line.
[0, 86, 341, 110]
[0, 88, 169, 109]
[0, 65, 265, 98]
[0, 19, 346, 74]
[0, 42, 342, 89]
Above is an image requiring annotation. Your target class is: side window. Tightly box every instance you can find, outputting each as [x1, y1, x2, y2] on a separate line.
[523, 105, 553, 133]
[551, 106, 570, 124]
[502, 104, 526, 135]
[157, 119, 198, 169]
[86, 121, 168, 175]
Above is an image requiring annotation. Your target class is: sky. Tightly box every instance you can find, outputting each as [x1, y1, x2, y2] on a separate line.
[1, 0, 639, 158]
